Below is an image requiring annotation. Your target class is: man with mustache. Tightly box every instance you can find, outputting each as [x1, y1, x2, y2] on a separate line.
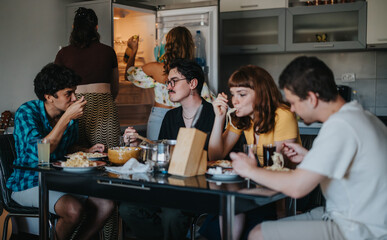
[125, 58, 215, 146]
[121, 58, 215, 240]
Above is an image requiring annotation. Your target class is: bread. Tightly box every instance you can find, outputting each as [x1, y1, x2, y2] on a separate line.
[208, 160, 232, 168]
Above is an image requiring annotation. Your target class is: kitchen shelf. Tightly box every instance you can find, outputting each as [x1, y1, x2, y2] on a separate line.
[220, 8, 286, 54]
[286, 1, 366, 51]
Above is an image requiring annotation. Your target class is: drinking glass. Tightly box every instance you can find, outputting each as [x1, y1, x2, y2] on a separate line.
[37, 139, 50, 166]
[154, 143, 170, 174]
[119, 136, 128, 147]
[263, 144, 276, 167]
[243, 144, 261, 167]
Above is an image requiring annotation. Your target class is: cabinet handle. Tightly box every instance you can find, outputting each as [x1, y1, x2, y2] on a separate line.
[240, 4, 258, 8]
[313, 44, 334, 48]
[377, 38, 387, 41]
[240, 47, 258, 51]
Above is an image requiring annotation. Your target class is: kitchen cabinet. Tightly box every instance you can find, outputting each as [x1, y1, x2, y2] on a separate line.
[220, 0, 288, 12]
[286, 1, 366, 51]
[367, 0, 387, 48]
[220, 8, 286, 53]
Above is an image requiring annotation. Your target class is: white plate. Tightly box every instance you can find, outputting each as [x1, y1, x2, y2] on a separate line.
[205, 172, 241, 181]
[52, 161, 106, 172]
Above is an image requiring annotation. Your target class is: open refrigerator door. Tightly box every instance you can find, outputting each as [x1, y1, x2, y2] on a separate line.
[157, 6, 218, 93]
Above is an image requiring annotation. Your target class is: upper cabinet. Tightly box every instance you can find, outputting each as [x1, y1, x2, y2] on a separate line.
[367, 0, 387, 48]
[220, 8, 286, 54]
[286, 2, 366, 51]
[220, 0, 288, 12]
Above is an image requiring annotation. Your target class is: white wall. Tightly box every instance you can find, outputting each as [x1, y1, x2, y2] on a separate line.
[0, 0, 78, 114]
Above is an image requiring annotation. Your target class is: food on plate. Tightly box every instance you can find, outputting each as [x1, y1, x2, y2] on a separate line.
[207, 167, 236, 175]
[264, 152, 290, 172]
[108, 147, 142, 165]
[225, 108, 237, 129]
[61, 156, 97, 167]
[66, 151, 106, 159]
[208, 160, 232, 168]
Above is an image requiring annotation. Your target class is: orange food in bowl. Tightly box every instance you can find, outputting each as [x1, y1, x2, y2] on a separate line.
[108, 147, 142, 165]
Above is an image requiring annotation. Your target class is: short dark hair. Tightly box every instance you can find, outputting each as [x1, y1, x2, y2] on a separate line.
[34, 63, 81, 101]
[279, 56, 338, 101]
[169, 58, 205, 94]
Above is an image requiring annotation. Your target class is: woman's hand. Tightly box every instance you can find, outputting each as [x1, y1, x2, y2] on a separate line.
[282, 142, 308, 164]
[88, 143, 105, 153]
[124, 127, 139, 147]
[127, 35, 139, 52]
[213, 93, 229, 118]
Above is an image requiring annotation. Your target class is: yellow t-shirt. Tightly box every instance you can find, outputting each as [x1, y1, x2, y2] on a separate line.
[226, 107, 301, 159]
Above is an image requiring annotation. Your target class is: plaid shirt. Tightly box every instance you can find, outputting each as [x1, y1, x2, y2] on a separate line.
[6, 100, 78, 191]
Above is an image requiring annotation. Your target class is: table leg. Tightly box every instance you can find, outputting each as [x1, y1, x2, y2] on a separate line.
[39, 172, 49, 240]
[221, 195, 235, 240]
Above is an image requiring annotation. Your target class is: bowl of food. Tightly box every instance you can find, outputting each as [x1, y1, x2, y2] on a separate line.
[108, 147, 142, 165]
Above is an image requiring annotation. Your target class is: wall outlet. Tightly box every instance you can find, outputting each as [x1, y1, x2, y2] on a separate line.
[341, 73, 356, 82]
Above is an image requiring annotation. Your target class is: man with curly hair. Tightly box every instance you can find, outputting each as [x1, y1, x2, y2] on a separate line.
[7, 63, 114, 240]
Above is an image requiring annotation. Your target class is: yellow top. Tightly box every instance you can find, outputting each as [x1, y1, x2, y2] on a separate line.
[226, 107, 301, 158]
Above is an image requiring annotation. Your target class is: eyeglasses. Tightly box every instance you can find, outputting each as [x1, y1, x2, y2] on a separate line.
[165, 78, 187, 87]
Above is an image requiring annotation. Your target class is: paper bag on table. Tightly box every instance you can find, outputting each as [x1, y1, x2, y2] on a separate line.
[168, 128, 207, 177]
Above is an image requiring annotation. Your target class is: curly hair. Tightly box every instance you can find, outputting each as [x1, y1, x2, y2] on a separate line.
[163, 26, 195, 73]
[228, 65, 289, 134]
[69, 7, 100, 48]
[34, 63, 81, 101]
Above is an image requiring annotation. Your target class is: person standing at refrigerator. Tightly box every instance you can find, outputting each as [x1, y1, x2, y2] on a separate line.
[124, 26, 215, 140]
[55, 7, 121, 149]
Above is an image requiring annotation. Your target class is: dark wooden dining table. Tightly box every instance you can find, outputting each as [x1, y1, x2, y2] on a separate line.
[15, 163, 286, 240]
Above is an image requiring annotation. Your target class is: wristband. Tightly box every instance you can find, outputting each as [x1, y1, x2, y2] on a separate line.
[123, 53, 129, 63]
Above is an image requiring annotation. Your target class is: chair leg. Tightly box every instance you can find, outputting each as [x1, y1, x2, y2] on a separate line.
[190, 213, 208, 240]
[2, 214, 11, 240]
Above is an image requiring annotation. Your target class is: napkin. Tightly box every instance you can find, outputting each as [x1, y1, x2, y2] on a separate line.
[105, 158, 152, 174]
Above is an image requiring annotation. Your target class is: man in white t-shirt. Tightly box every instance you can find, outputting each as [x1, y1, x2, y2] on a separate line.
[231, 56, 387, 240]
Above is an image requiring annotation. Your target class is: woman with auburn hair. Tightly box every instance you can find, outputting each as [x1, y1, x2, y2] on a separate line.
[205, 65, 301, 240]
[124, 26, 214, 140]
[209, 64, 300, 163]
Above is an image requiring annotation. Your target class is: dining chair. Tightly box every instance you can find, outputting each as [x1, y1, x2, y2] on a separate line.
[190, 213, 208, 240]
[0, 134, 41, 240]
[0, 134, 58, 240]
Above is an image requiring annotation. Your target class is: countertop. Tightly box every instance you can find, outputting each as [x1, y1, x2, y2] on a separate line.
[298, 121, 322, 135]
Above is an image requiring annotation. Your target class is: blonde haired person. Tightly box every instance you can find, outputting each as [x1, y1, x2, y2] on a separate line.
[125, 26, 214, 140]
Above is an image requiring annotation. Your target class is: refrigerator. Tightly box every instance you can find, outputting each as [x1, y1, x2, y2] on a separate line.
[64, 0, 218, 126]
[112, 3, 219, 93]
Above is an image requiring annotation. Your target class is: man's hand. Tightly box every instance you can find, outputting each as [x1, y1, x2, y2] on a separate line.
[88, 144, 105, 153]
[230, 151, 257, 178]
[124, 127, 139, 147]
[64, 96, 87, 121]
[282, 142, 308, 164]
